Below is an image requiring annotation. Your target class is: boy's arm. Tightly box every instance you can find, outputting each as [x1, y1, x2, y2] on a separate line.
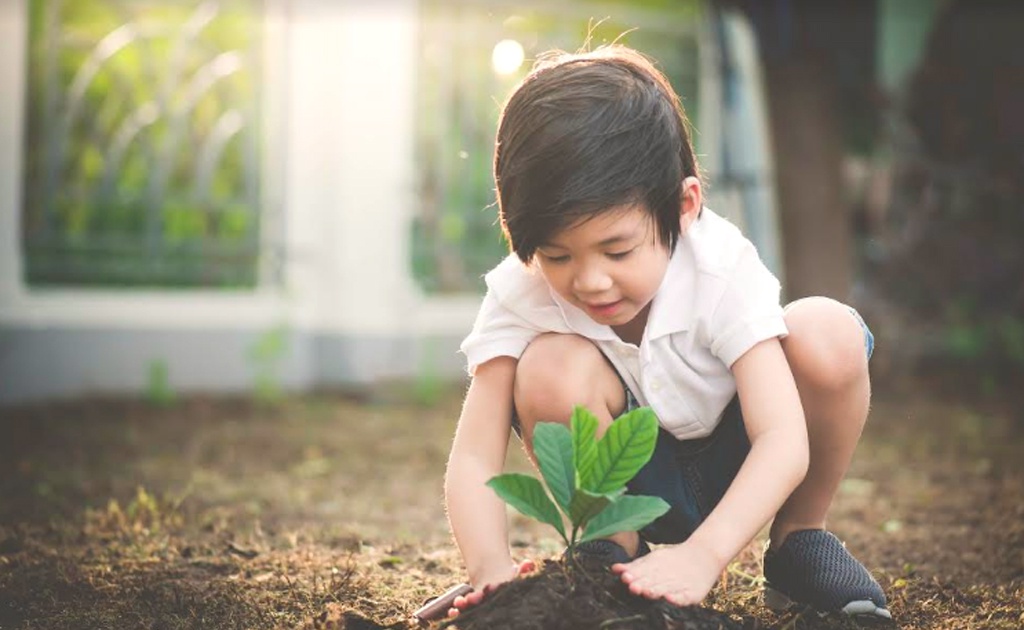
[613, 337, 806, 605]
[445, 356, 521, 590]
[687, 337, 809, 569]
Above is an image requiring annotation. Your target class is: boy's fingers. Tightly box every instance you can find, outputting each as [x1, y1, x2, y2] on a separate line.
[444, 568, 529, 620]
[447, 570, 523, 617]
[416, 582, 473, 621]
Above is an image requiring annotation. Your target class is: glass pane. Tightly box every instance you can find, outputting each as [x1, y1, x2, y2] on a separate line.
[413, 0, 701, 294]
[22, 0, 266, 288]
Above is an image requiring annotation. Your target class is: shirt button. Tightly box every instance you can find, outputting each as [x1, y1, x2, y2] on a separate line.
[650, 380, 661, 391]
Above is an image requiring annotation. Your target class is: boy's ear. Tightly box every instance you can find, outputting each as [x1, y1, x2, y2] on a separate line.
[679, 176, 703, 233]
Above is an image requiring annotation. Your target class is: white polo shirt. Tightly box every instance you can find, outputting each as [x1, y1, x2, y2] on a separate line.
[460, 208, 788, 440]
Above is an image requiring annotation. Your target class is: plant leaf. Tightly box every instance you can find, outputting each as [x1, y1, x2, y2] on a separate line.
[568, 487, 625, 527]
[487, 474, 566, 540]
[584, 407, 660, 494]
[532, 422, 575, 513]
[579, 495, 670, 543]
[571, 406, 599, 487]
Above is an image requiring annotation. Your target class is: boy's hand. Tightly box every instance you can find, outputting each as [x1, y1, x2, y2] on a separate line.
[448, 559, 535, 617]
[612, 540, 723, 607]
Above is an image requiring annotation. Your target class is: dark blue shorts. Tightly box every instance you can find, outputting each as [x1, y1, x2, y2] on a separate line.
[513, 308, 874, 545]
[621, 390, 747, 544]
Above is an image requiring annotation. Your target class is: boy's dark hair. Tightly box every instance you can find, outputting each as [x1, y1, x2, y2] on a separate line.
[494, 45, 701, 263]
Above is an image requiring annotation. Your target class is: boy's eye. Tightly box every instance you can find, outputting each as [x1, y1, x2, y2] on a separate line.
[540, 253, 570, 264]
[607, 249, 634, 260]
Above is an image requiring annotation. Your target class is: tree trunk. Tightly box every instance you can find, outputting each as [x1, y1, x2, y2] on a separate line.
[764, 58, 851, 301]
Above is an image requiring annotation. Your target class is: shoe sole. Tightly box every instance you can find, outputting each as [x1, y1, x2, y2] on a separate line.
[764, 586, 893, 621]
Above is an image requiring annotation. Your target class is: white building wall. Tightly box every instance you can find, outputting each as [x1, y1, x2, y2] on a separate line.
[0, 0, 480, 404]
[0, 1, 27, 311]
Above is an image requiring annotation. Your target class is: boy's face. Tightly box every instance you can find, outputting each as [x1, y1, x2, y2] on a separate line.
[533, 205, 670, 330]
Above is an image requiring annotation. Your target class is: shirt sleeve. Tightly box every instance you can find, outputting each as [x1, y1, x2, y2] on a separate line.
[460, 289, 543, 375]
[707, 244, 788, 367]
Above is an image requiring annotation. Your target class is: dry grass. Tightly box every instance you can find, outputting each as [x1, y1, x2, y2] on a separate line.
[0, 382, 1021, 629]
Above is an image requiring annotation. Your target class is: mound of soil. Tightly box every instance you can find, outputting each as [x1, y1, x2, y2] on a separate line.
[444, 554, 756, 630]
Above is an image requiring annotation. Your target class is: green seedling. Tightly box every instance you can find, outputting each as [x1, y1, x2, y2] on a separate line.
[487, 405, 670, 549]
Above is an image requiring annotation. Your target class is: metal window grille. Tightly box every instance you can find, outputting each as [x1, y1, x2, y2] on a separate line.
[22, 0, 268, 288]
[412, 0, 701, 293]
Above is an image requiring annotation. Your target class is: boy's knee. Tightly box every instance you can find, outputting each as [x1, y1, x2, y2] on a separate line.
[783, 297, 869, 392]
[514, 333, 621, 429]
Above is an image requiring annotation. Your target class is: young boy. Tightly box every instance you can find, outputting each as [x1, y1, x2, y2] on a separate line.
[444, 45, 890, 621]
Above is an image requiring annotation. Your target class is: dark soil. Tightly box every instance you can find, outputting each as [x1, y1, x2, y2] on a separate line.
[444, 554, 755, 630]
[0, 381, 1021, 629]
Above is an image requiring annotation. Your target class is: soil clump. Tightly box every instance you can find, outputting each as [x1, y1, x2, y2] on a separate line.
[446, 553, 755, 630]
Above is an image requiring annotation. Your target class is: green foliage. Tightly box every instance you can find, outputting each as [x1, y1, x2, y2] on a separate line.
[581, 495, 669, 543]
[571, 406, 599, 484]
[24, 0, 263, 288]
[568, 487, 622, 527]
[963, 315, 1024, 366]
[248, 325, 287, 405]
[86, 486, 184, 536]
[488, 405, 669, 548]
[532, 422, 575, 512]
[412, 337, 445, 407]
[486, 473, 566, 540]
[585, 407, 661, 494]
[145, 359, 176, 407]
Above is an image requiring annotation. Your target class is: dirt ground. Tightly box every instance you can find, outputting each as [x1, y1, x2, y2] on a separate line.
[0, 378, 1022, 629]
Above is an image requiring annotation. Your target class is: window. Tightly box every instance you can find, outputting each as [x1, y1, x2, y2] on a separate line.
[22, 0, 268, 288]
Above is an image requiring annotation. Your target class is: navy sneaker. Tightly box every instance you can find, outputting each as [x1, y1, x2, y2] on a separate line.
[763, 530, 891, 621]
[568, 537, 651, 566]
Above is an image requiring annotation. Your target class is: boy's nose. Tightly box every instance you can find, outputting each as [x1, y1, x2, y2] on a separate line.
[573, 266, 613, 294]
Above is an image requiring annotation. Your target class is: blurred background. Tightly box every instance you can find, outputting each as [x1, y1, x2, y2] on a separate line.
[1, 0, 1021, 410]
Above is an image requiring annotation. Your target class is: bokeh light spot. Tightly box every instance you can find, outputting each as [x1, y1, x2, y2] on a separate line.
[492, 39, 524, 75]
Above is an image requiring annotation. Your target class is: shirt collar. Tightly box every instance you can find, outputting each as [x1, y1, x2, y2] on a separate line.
[644, 239, 695, 340]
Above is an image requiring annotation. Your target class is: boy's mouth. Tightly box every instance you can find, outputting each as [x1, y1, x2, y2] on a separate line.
[584, 300, 623, 317]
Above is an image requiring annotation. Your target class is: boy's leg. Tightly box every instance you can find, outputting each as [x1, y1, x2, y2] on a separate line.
[772, 296, 871, 544]
[513, 332, 640, 557]
[766, 296, 889, 618]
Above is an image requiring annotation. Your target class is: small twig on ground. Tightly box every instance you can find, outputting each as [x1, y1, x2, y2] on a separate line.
[599, 614, 646, 628]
